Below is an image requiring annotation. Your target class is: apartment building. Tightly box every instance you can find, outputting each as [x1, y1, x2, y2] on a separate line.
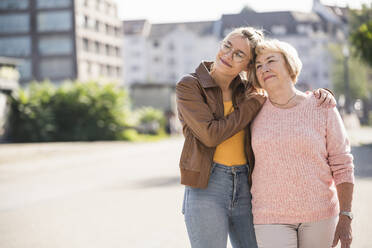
[0, 0, 123, 85]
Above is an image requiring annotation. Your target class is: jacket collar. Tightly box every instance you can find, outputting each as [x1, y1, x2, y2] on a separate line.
[195, 61, 246, 90]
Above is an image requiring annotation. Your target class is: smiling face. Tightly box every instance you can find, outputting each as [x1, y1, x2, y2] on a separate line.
[255, 51, 293, 91]
[213, 34, 252, 77]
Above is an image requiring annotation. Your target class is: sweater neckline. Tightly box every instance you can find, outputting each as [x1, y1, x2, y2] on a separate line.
[266, 92, 312, 112]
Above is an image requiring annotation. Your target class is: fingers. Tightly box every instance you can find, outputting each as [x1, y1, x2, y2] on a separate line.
[340, 235, 352, 247]
[332, 236, 339, 247]
[313, 89, 321, 98]
[317, 93, 327, 107]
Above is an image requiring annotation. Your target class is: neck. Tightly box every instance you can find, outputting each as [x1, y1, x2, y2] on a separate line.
[209, 67, 236, 91]
[267, 84, 297, 105]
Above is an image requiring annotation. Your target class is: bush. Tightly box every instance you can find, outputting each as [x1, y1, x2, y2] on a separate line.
[134, 107, 166, 135]
[7, 80, 131, 142]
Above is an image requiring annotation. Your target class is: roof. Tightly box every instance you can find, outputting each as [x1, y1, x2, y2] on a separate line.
[220, 11, 321, 37]
[148, 21, 216, 39]
[123, 19, 149, 35]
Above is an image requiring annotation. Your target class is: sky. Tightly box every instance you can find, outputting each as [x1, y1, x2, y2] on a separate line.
[116, 0, 370, 23]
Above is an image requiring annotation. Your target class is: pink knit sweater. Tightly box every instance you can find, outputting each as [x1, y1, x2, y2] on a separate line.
[251, 93, 354, 224]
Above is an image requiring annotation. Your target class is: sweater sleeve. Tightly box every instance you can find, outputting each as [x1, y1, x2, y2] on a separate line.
[326, 107, 354, 185]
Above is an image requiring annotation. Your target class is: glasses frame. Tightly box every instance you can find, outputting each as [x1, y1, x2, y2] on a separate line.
[219, 41, 249, 63]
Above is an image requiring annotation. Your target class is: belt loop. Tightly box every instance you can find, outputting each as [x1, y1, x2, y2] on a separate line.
[210, 163, 216, 174]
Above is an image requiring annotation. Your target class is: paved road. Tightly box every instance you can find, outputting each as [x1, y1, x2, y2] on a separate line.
[0, 131, 371, 248]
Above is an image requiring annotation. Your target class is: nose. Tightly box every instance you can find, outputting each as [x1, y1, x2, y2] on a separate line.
[262, 63, 270, 72]
[222, 49, 234, 61]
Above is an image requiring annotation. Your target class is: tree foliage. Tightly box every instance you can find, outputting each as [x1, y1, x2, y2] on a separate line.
[349, 3, 372, 67]
[7, 81, 132, 142]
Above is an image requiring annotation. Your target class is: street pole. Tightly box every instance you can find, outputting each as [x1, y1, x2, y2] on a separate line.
[343, 44, 351, 114]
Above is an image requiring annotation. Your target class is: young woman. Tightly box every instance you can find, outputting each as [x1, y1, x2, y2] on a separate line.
[176, 28, 335, 248]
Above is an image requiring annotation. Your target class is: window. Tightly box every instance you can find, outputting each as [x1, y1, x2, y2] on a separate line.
[83, 38, 89, 51]
[105, 44, 110, 55]
[106, 65, 111, 76]
[84, 16, 89, 28]
[39, 35, 73, 55]
[0, 37, 31, 56]
[76, 15, 84, 27]
[17, 59, 32, 80]
[271, 25, 287, 35]
[115, 27, 121, 37]
[115, 47, 120, 57]
[94, 41, 100, 53]
[105, 24, 113, 35]
[312, 71, 318, 79]
[0, 14, 29, 33]
[37, 11, 72, 32]
[95, 20, 100, 31]
[0, 0, 29, 10]
[116, 67, 121, 77]
[40, 58, 73, 78]
[37, 0, 71, 8]
[131, 65, 139, 72]
[87, 61, 91, 74]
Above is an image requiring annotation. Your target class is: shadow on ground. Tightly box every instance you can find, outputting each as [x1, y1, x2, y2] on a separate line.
[352, 143, 372, 179]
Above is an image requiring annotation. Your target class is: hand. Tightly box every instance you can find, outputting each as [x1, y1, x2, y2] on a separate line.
[313, 88, 336, 108]
[248, 93, 267, 105]
[332, 216, 352, 248]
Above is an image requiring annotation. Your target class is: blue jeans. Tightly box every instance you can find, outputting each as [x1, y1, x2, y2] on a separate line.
[182, 163, 258, 248]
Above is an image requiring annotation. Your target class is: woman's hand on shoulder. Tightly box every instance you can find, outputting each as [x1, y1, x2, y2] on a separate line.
[313, 88, 337, 108]
[247, 92, 267, 105]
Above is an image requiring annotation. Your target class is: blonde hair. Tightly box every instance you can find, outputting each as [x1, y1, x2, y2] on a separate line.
[223, 27, 264, 84]
[254, 39, 302, 87]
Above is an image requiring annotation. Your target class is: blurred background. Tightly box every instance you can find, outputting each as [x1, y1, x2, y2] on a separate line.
[0, 0, 371, 247]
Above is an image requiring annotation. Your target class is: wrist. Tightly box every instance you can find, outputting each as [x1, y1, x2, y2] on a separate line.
[339, 211, 353, 221]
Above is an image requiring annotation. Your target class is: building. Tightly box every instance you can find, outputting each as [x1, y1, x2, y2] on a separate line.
[123, 20, 219, 86]
[123, 20, 220, 111]
[0, 0, 123, 85]
[220, 8, 333, 90]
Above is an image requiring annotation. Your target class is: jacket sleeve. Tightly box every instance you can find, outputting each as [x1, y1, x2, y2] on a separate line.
[176, 76, 264, 147]
[326, 106, 354, 185]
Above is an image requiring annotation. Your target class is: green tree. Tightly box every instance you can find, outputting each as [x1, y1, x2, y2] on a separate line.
[349, 3, 372, 67]
[329, 44, 369, 100]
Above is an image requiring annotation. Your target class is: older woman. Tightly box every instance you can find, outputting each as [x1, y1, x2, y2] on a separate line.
[176, 27, 336, 248]
[251, 39, 354, 248]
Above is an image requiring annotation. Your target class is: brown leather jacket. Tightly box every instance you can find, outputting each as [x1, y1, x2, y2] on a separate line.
[176, 61, 265, 189]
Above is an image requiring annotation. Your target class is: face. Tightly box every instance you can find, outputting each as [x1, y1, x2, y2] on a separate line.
[213, 34, 252, 77]
[255, 51, 292, 91]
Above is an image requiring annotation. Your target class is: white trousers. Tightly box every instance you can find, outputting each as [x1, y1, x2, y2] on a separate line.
[254, 216, 338, 248]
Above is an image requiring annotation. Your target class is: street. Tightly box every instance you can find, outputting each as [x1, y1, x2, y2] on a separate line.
[0, 129, 371, 248]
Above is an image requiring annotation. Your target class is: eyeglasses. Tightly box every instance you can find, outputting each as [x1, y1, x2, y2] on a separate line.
[219, 41, 248, 63]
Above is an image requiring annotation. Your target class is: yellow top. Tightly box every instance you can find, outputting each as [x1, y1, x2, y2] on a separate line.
[213, 101, 247, 166]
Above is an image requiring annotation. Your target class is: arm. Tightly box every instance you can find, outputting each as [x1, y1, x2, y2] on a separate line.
[176, 76, 265, 147]
[332, 183, 354, 248]
[325, 107, 355, 248]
